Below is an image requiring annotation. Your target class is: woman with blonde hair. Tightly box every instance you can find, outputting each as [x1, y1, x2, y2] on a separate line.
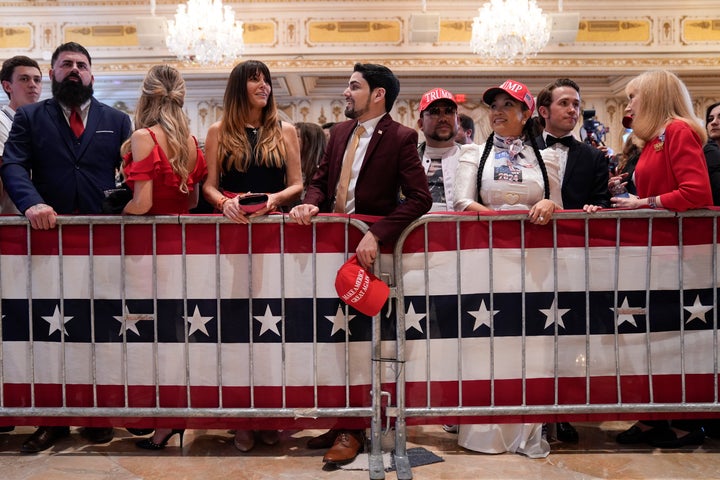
[611, 69, 711, 212]
[614, 70, 711, 448]
[203, 60, 302, 224]
[202, 60, 301, 452]
[122, 64, 206, 215]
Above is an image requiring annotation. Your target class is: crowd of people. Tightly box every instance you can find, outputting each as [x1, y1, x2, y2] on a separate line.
[0, 41, 719, 466]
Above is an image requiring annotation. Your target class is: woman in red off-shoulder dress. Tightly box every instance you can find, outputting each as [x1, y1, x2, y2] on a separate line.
[122, 65, 207, 215]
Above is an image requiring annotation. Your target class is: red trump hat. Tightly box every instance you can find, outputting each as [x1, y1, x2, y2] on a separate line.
[335, 255, 390, 317]
[419, 87, 457, 113]
[482, 79, 535, 114]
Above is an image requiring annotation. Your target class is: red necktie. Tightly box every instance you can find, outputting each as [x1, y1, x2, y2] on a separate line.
[70, 107, 84, 138]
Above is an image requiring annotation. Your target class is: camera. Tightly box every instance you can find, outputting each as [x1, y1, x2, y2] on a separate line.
[581, 109, 607, 147]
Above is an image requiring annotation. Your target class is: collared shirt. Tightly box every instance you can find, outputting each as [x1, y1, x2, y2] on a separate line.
[59, 99, 91, 130]
[0, 105, 16, 155]
[344, 113, 384, 214]
[543, 131, 575, 185]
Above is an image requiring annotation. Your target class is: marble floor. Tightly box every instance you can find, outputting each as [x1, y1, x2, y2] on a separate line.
[0, 422, 718, 480]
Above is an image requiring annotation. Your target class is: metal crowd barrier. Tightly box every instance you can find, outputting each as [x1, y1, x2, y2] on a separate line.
[2, 210, 720, 480]
[389, 209, 720, 479]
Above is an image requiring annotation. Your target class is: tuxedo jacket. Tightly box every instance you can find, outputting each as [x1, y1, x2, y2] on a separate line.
[1, 97, 131, 214]
[536, 134, 611, 209]
[304, 114, 431, 244]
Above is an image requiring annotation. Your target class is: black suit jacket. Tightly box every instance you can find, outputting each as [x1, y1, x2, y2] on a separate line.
[304, 114, 431, 244]
[704, 141, 720, 206]
[1, 97, 131, 214]
[536, 134, 610, 209]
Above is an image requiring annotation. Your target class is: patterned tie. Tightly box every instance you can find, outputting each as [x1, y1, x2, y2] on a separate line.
[70, 107, 84, 138]
[334, 125, 366, 213]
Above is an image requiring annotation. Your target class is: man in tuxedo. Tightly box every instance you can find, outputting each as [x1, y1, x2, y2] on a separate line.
[1, 42, 131, 230]
[1, 42, 131, 452]
[290, 63, 431, 467]
[535, 79, 610, 444]
[535, 78, 610, 213]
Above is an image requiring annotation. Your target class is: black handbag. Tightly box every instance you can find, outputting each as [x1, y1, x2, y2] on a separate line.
[101, 183, 133, 214]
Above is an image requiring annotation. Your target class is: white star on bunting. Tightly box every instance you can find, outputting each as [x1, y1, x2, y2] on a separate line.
[469, 299, 499, 331]
[684, 295, 712, 324]
[405, 303, 426, 333]
[611, 297, 644, 328]
[42, 305, 73, 337]
[325, 304, 356, 336]
[113, 305, 154, 336]
[187, 306, 214, 336]
[254, 305, 282, 337]
[540, 298, 570, 330]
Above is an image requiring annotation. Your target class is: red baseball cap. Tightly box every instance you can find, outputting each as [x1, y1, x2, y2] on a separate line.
[482, 79, 535, 114]
[334, 255, 390, 317]
[419, 87, 457, 113]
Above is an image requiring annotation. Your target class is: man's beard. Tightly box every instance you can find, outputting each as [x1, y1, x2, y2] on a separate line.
[426, 128, 455, 143]
[52, 76, 93, 107]
[344, 97, 371, 120]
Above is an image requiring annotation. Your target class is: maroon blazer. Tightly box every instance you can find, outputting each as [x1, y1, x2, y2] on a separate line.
[304, 114, 431, 245]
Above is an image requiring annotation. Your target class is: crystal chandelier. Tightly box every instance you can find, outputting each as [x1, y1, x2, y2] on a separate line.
[165, 0, 244, 65]
[470, 0, 550, 63]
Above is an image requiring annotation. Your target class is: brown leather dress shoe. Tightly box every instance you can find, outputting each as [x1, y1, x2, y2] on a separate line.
[322, 430, 365, 466]
[307, 429, 339, 449]
[81, 427, 114, 444]
[21, 426, 70, 453]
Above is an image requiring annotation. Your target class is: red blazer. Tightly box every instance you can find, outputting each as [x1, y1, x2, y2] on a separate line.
[304, 114, 431, 244]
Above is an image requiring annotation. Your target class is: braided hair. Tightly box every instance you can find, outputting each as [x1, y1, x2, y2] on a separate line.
[475, 118, 550, 204]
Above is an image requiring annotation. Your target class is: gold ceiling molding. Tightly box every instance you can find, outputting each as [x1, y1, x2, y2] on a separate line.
[307, 19, 401, 44]
[87, 55, 720, 75]
[682, 18, 720, 42]
[0, 26, 32, 49]
[577, 19, 651, 43]
[64, 24, 138, 47]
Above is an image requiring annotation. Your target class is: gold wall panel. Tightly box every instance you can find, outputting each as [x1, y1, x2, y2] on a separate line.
[64, 25, 139, 46]
[245, 22, 275, 45]
[682, 19, 720, 42]
[0, 26, 33, 49]
[307, 20, 401, 43]
[439, 20, 472, 42]
[577, 19, 651, 42]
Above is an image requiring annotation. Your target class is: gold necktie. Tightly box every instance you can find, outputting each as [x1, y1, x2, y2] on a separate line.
[334, 125, 366, 213]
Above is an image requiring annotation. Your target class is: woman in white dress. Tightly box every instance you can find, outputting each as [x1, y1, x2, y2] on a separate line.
[453, 79, 562, 458]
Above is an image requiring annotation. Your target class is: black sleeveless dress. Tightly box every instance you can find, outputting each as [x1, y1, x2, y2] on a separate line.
[220, 127, 286, 195]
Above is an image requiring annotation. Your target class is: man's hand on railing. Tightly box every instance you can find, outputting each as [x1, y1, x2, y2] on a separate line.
[24, 203, 57, 230]
[289, 203, 320, 225]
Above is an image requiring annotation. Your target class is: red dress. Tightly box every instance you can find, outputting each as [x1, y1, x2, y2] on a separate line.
[123, 129, 207, 214]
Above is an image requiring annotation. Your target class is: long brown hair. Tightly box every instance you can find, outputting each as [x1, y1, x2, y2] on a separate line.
[121, 65, 192, 193]
[217, 60, 286, 173]
[295, 122, 326, 189]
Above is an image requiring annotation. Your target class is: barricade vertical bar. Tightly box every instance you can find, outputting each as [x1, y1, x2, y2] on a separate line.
[644, 218, 655, 404]
[584, 217, 592, 405]
[369, 300, 385, 479]
[423, 223, 431, 407]
[152, 223, 161, 409]
[714, 216, 719, 403]
[455, 219, 463, 411]
[677, 217, 686, 403]
[520, 220, 527, 406]
[612, 217, 623, 403]
[0, 223, 4, 409]
[279, 217, 287, 408]
[26, 223, 35, 408]
[119, 220, 130, 409]
[214, 222, 224, 408]
[311, 221, 319, 408]
[393, 217, 411, 480]
[88, 222, 98, 409]
[248, 222, 255, 408]
[58, 224, 67, 408]
[488, 218, 496, 407]
[343, 220, 351, 408]
[182, 223, 191, 409]
[552, 219, 560, 408]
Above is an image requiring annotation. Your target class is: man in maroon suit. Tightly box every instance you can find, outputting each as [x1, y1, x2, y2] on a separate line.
[289, 63, 431, 467]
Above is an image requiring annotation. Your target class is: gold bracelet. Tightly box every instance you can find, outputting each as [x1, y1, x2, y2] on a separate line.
[216, 196, 229, 211]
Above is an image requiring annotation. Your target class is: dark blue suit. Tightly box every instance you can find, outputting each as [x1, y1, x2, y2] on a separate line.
[1, 97, 131, 214]
[536, 134, 611, 209]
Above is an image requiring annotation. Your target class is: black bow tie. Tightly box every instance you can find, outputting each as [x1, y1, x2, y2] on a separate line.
[546, 135, 574, 147]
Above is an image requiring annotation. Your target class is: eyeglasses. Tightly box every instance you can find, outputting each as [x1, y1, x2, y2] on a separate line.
[423, 106, 457, 118]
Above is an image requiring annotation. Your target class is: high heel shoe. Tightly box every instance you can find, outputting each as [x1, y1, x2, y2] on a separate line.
[136, 429, 185, 450]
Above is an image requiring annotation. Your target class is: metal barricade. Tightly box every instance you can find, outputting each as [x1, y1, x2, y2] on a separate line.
[389, 209, 720, 479]
[0, 213, 392, 476]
